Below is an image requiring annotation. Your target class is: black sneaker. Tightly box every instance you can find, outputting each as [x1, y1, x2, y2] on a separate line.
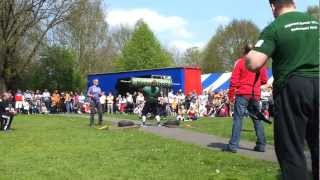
[222, 147, 237, 153]
[253, 146, 265, 152]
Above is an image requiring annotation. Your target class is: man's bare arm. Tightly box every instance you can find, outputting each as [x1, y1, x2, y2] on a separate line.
[245, 50, 269, 72]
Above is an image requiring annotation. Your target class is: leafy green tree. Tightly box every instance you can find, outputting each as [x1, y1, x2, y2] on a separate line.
[0, 0, 77, 91]
[201, 20, 260, 73]
[182, 47, 202, 66]
[116, 20, 173, 71]
[32, 46, 83, 91]
[307, 5, 320, 21]
[63, 0, 116, 75]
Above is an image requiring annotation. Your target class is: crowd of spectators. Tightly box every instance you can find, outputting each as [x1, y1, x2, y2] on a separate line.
[0, 86, 273, 121]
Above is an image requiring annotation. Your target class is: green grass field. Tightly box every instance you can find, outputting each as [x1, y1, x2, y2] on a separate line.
[105, 114, 274, 145]
[0, 115, 279, 180]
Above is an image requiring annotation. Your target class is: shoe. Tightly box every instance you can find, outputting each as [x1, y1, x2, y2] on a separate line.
[157, 124, 162, 127]
[253, 146, 265, 152]
[222, 147, 237, 153]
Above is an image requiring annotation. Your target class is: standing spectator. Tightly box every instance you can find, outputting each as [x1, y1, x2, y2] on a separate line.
[65, 92, 72, 113]
[24, 90, 32, 104]
[87, 79, 103, 126]
[126, 92, 134, 114]
[106, 92, 114, 114]
[223, 43, 268, 153]
[34, 90, 42, 112]
[176, 89, 185, 106]
[246, 1, 319, 179]
[116, 95, 122, 113]
[167, 90, 175, 116]
[78, 92, 86, 113]
[260, 86, 271, 119]
[119, 95, 127, 113]
[14, 90, 24, 113]
[73, 92, 80, 113]
[134, 92, 144, 116]
[42, 89, 51, 112]
[99, 92, 107, 113]
[198, 91, 208, 117]
[60, 92, 66, 113]
[51, 90, 60, 113]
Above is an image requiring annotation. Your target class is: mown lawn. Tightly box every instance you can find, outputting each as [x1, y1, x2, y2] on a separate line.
[0, 115, 279, 180]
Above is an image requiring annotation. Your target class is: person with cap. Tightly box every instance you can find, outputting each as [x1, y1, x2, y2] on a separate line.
[87, 79, 103, 126]
[245, 1, 319, 179]
[141, 80, 161, 127]
[223, 43, 268, 153]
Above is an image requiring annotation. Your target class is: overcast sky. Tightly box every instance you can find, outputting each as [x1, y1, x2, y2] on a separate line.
[104, 0, 318, 52]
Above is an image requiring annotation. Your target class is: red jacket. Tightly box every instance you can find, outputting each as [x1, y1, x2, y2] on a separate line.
[228, 57, 268, 102]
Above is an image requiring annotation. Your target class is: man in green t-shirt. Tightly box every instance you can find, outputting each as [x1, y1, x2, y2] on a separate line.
[141, 80, 161, 127]
[245, 0, 319, 179]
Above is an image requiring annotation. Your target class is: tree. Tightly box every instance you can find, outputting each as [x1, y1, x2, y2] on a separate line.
[169, 47, 184, 66]
[63, 0, 115, 75]
[201, 20, 260, 73]
[182, 47, 202, 66]
[32, 46, 83, 91]
[0, 0, 77, 91]
[111, 25, 133, 54]
[116, 20, 173, 71]
[307, 5, 320, 21]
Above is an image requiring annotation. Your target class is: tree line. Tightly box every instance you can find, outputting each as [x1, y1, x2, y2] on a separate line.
[0, 0, 318, 91]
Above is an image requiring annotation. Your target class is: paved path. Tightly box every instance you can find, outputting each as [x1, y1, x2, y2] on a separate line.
[140, 125, 277, 162]
[57, 114, 311, 166]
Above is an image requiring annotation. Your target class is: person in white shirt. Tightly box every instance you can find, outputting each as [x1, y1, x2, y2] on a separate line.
[176, 89, 185, 106]
[134, 92, 145, 116]
[42, 89, 51, 112]
[106, 92, 114, 114]
[99, 91, 107, 113]
[126, 93, 134, 114]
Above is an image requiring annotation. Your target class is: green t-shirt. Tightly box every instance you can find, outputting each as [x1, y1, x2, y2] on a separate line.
[254, 11, 319, 93]
[143, 86, 160, 103]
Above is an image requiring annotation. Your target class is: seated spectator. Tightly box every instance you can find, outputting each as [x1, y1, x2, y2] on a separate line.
[40, 103, 49, 114]
[171, 97, 178, 116]
[176, 105, 186, 121]
[187, 106, 198, 121]
[0, 92, 16, 131]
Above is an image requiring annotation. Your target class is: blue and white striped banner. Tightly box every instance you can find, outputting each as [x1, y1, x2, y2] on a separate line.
[201, 69, 273, 92]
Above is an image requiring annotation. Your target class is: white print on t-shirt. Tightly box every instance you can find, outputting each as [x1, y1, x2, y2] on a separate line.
[285, 21, 319, 28]
[284, 21, 319, 32]
[255, 40, 264, 48]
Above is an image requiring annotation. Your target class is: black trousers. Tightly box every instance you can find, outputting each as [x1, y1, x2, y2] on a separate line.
[274, 75, 319, 180]
[89, 100, 103, 126]
[142, 101, 159, 116]
[0, 114, 12, 131]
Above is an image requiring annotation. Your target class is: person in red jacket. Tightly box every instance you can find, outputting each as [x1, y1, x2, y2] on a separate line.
[223, 44, 268, 153]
